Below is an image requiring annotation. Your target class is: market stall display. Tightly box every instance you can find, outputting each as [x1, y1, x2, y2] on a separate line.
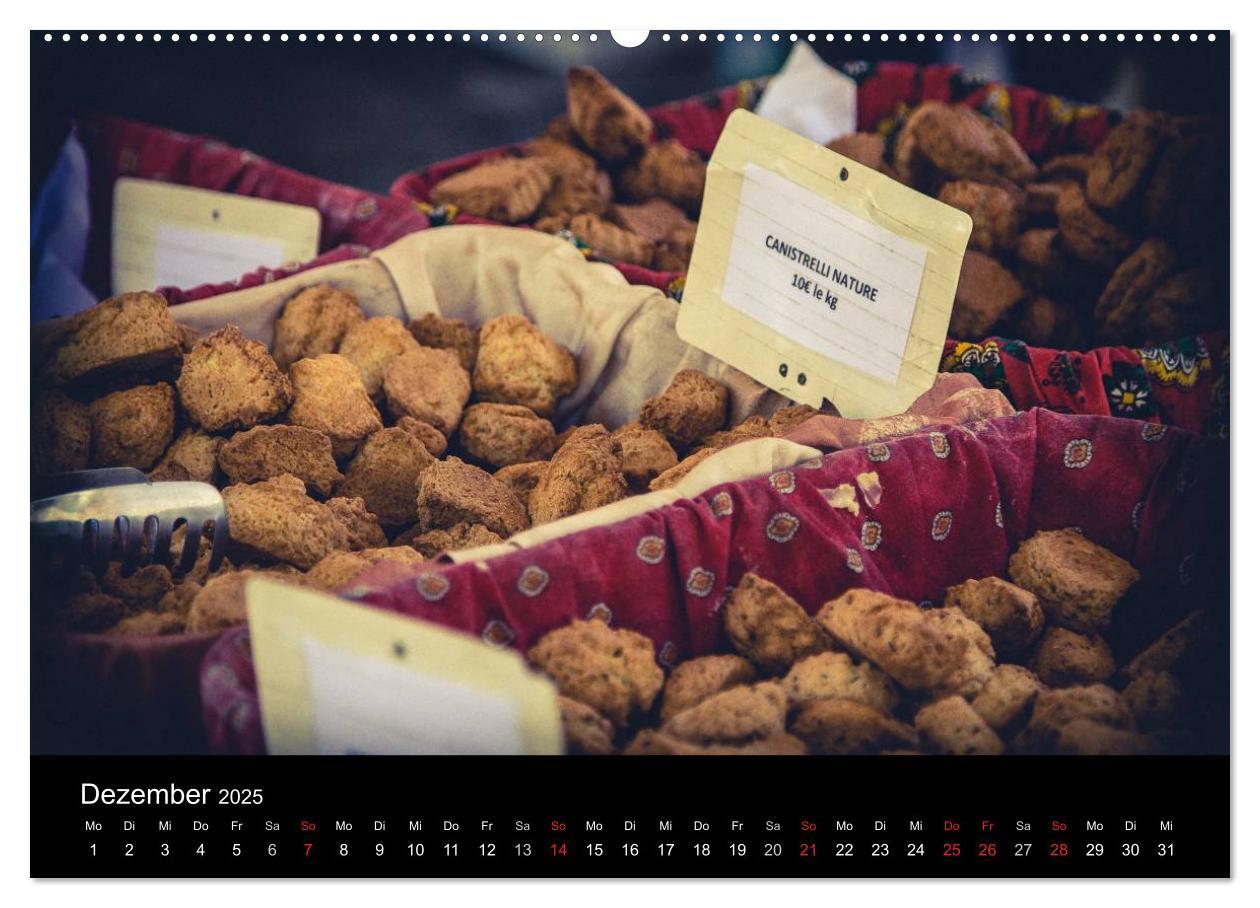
[30, 57, 1228, 760]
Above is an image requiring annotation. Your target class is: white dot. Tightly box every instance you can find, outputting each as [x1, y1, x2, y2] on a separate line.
[1209, 33, 1217, 41]
[590, 34, 598, 42]
[1099, 33, 1108, 42]
[681, 33, 689, 42]
[98, 33, 106, 42]
[1063, 33, 1072, 41]
[1154, 34, 1162, 42]
[317, 34, 325, 42]
[916, 33, 925, 42]
[153, 34, 161, 42]
[552, 33, 560, 42]
[753, 33, 761, 42]
[664, 33, 672, 42]
[1191, 33, 1199, 42]
[1172, 33, 1180, 42]
[735, 33, 743, 42]
[1117, 33, 1125, 42]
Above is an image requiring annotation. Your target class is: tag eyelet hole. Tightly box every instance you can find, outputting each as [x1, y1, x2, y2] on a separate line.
[778, 363, 789, 378]
[797, 373, 807, 386]
[839, 167, 849, 182]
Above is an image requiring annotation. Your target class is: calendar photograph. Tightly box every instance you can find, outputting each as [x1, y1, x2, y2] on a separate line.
[27, 24, 1231, 879]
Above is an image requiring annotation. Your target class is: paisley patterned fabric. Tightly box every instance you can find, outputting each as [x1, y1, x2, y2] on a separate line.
[201, 408, 1226, 753]
[941, 332, 1228, 436]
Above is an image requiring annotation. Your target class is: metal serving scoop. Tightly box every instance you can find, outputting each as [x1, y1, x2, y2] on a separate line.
[31, 469, 229, 577]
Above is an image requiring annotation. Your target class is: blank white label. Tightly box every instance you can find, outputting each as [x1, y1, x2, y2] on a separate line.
[152, 224, 286, 290]
[721, 163, 929, 384]
[302, 638, 525, 755]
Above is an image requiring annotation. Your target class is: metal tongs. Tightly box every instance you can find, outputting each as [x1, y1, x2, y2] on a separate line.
[31, 468, 229, 577]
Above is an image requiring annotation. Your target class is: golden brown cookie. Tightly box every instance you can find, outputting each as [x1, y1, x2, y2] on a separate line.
[969, 664, 1041, 733]
[722, 573, 828, 674]
[528, 424, 627, 524]
[407, 521, 505, 559]
[610, 423, 678, 490]
[41, 291, 183, 386]
[286, 354, 383, 459]
[337, 426, 436, 527]
[781, 651, 899, 714]
[407, 313, 480, 373]
[383, 346, 472, 437]
[565, 66, 653, 165]
[950, 251, 1024, 339]
[222, 474, 349, 569]
[326, 495, 388, 550]
[493, 461, 549, 511]
[662, 682, 787, 745]
[186, 567, 306, 633]
[88, 382, 176, 470]
[815, 589, 971, 694]
[148, 429, 222, 485]
[700, 414, 773, 450]
[660, 654, 759, 722]
[1030, 627, 1117, 688]
[305, 546, 426, 591]
[616, 139, 706, 216]
[893, 101, 1036, 188]
[396, 416, 448, 458]
[914, 695, 1004, 755]
[1093, 238, 1178, 344]
[922, 607, 997, 697]
[429, 156, 555, 223]
[528, 618, 664, 727]
[1142, 267, 1220, 341]
[32, 390, 91, 474]
[567, 213, 656, 266]
[938, 180, 1022, 253]
[1016, 683, 1134, 754]
[473, 314, 578, 417]
[1008, 529, 1139, 634]
[337, 316, 421, 398]
[638, 369, 729, 449]
[943, 576, 1045, 660]
[1055, 182, 1133, 268]
[790, 698, 918, 755]
[271, 284, 365, 370]
[416, 457, 529, 537]
[459, 402, 556, 468]
[178, 326, 293, 432]
[218, 425, 341, 497]
[609, 198, 693, 244]
[559, 696, 616, 755]
[1085, 110, 1169, 211]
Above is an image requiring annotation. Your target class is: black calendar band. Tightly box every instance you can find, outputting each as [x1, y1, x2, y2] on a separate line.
[31, 754, 1229, 879]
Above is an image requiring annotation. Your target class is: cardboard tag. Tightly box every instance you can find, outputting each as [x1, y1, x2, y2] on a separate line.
[678, 110, 972, 418]
[112, 178, 320, 295]
[246, 579, 563, 755]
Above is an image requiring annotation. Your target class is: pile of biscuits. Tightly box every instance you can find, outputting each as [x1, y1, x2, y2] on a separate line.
[32, 286, 816, 638]
[429, 66, 703, 276]
[430, 63, 1226, 350]
[829, 103, 1227, 347]
[532, 528, 1221, 756]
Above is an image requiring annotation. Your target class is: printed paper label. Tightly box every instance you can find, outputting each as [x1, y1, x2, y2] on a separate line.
[721, 163, 929, 384]
[303, 639, 525, 755]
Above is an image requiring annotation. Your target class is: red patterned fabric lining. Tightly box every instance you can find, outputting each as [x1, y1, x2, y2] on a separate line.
[941, 332, 1228, 437]
[76, 115, 430, 301]
[200, 408, 1226, 754]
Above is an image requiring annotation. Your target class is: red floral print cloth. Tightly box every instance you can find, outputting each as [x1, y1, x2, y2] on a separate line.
[75, 115, 430, 302]
[200, 408, 1226, 754]
[389, 61, 1113, 296]
[941, 332, 1229, 437]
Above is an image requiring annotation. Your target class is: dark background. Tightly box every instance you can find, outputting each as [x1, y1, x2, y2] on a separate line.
[31, 30, 1230, 199]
